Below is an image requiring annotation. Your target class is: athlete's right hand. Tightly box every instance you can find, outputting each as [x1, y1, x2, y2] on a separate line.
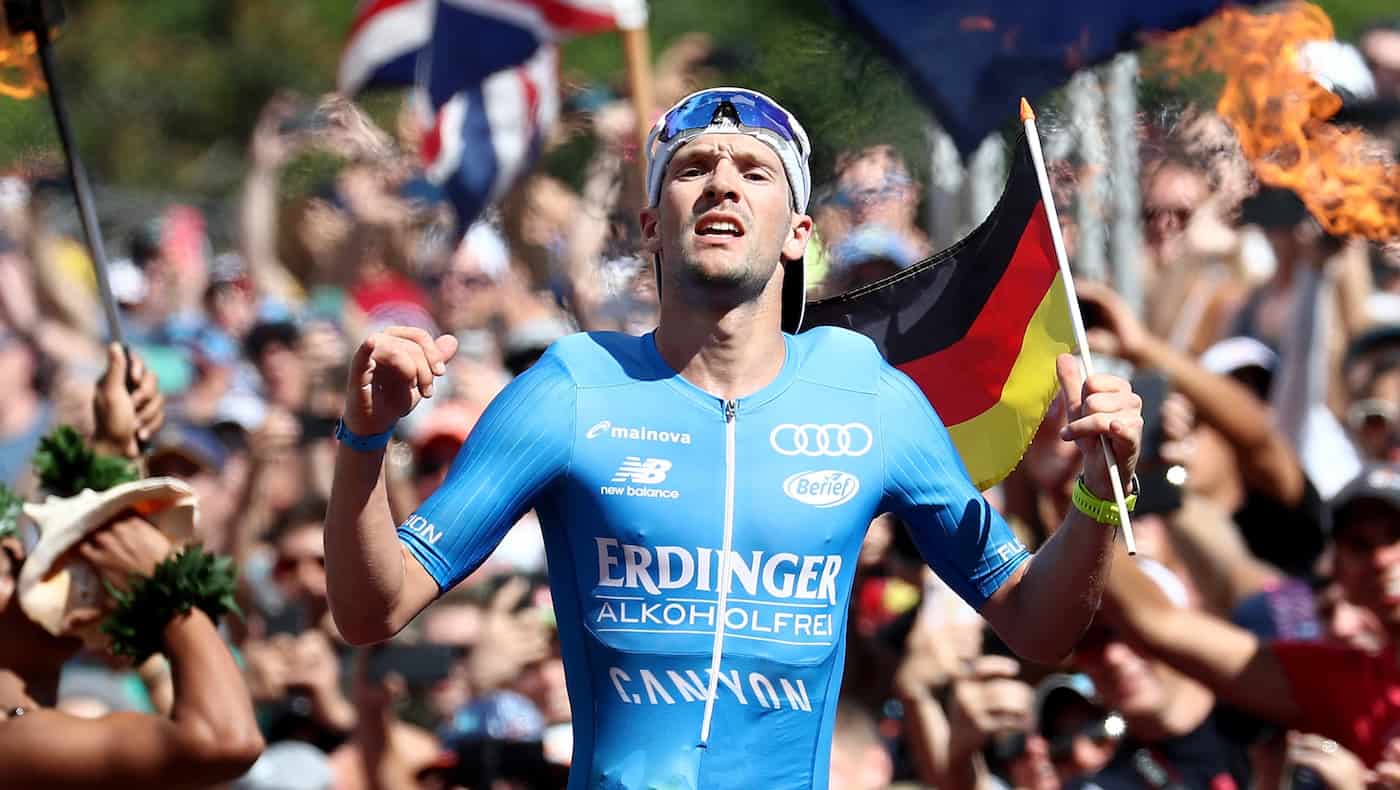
[345, 327, 459, 436]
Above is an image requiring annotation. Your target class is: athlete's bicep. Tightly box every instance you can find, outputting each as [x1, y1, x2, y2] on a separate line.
[878, 367, 1029, 610]
[398, 353, 576, 591]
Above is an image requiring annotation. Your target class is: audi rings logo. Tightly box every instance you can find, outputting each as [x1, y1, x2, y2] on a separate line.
[769, 423, 873, 457]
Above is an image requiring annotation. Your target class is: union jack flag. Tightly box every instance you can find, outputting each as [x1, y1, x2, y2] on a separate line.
[339, 0, 647, 231]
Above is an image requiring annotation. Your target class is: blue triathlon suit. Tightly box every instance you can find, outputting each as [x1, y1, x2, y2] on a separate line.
[398, 327, 1031, 790]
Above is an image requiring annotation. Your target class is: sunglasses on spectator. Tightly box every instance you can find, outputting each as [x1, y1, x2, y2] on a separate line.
[1142, 205, 1193, 238]
[274, 554, 326, 575]
[830, 175, 913, 209]
[1047, 714, 1125, 763]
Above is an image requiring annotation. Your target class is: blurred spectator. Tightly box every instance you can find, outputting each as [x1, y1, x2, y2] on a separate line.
[1065, 563, 1250, 790]
[0, 328, 53, 487]
[1035, 674, 1122, 784]
[1097, 464, 1400, 769]
[266, 497, 335, 639]
[432, 223, 510, 337]
[828, 700, 894, 790]
[830, 145, 931, 261]
[825, 225, 921, 294]
[1360, 19, 1400, 100]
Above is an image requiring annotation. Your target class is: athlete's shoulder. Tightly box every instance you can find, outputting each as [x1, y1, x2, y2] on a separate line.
[542, 331, 656, 388]
[791, 325, 885, 394]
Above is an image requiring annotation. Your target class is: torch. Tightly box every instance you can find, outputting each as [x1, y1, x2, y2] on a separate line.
[3, 0, 126, 346]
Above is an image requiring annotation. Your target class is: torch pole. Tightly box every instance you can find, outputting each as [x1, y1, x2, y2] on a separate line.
[23, 5, 124, 345]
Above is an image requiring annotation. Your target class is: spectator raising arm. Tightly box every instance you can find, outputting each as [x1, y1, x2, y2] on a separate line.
[1078, 280, 1307, 508]
[1097, 539, 1301, 726]
[0, 518, 264, 789]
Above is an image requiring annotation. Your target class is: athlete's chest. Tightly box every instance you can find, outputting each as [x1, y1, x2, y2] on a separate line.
[568, 384, 883, 547]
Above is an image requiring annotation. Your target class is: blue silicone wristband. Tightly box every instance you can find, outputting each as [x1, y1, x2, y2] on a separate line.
[335, 418, 394, 452]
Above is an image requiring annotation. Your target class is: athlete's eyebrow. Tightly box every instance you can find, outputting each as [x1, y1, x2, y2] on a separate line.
[669, 145, 780, 175]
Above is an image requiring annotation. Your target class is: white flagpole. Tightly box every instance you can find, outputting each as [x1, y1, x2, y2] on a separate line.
[1020, 98, 1137, 555]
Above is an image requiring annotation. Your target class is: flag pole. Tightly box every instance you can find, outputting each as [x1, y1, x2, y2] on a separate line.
[7, 0, 124, 346]
[617, 3, 653, 202]
[1020, 98, 1137, 555]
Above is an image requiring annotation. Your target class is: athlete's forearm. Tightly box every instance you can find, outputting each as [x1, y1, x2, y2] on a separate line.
[1002, 512, 1115, 663]
[325, 445, 408, 645]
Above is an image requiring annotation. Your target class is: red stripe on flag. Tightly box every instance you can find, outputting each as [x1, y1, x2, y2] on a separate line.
[896, 202, 1059, 425]
[421, 110, 445, 169]
[348, 0, 419, 39]
[520, 0, 619, 34]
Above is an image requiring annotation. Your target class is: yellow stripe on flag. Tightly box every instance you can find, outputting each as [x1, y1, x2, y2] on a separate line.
[947, 273, 1076, 490]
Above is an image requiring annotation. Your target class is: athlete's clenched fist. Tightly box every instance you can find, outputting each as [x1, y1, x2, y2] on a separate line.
[344, 327, 459, 436]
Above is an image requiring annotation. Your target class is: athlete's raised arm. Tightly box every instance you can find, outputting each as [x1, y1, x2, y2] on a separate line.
[325, 326, 577, 645]
[884, 353, 1141, 664]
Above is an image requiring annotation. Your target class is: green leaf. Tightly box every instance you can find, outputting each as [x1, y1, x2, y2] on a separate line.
[0, 483, 21, 539]
[32, 426, 138, 498]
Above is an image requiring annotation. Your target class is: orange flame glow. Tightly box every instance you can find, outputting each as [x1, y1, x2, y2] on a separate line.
[1154, 2, 1397, 242]
[0, 23, 44, 100]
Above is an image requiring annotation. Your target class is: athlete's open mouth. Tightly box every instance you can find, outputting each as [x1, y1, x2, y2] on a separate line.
[695, 213, 746, 237]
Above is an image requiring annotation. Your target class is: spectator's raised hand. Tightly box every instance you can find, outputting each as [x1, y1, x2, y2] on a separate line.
[78, 515, 174, 593]
[893, 609, 962, 700]
[242, 637, 292, 703]
[344, 327, 458, 437]
[465, 575, 553, 694]
[947, 655, 1033, 759]
[1077, 280, 1151, 365]
[92, 344, 164, 460]
[1282, 733, 1368, 790]
[1371, 738, 1400, 790]
[250, 93, 310, 172]
[248, 407, 301, 464]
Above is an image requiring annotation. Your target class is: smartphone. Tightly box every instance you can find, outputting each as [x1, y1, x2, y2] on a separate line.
[1130, 372, 1185, 516]
[298, 413, 340, 444]
[367, 644, 460, 687]
[279, 102, 331, 135]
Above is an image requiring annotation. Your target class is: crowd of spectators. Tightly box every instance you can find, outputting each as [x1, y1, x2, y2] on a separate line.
[0, 20, 1398, 790]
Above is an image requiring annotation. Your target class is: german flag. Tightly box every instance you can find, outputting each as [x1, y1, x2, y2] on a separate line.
[802, 134, 1075, 490]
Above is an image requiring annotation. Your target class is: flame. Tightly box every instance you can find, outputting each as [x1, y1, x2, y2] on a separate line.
[0, 24, 44, 100]
[1153, 2, 1398, 242]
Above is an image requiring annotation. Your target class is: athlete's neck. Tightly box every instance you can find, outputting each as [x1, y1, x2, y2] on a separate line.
[654, 287, 787, 402]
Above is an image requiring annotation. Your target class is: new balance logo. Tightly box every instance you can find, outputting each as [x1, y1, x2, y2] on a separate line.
[600, 457, 680, 499]
[612, 457, 672, 484]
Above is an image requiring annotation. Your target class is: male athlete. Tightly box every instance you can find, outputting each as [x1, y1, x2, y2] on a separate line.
[325, 88, 1143, 789]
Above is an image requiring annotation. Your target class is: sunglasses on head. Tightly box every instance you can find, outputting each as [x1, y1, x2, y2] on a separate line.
[655, 90, 807, 156]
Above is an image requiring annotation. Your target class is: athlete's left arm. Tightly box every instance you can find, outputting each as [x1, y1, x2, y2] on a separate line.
[881, 354, 1140, 665]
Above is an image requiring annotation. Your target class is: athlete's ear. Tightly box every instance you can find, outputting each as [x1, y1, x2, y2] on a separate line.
[640, 207, 661, 255]
[782, 212, 813, 261]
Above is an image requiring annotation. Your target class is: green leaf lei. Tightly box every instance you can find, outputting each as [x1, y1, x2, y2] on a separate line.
[101, 544, 242, 661]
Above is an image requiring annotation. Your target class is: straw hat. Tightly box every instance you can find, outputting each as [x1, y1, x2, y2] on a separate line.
[16, 477, 198, 649]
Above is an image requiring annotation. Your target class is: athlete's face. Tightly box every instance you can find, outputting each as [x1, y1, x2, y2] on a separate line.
[642, 133, 811, 309]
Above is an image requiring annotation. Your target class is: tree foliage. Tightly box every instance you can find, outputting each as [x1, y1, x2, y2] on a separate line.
[0, 0, 1389, 203]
